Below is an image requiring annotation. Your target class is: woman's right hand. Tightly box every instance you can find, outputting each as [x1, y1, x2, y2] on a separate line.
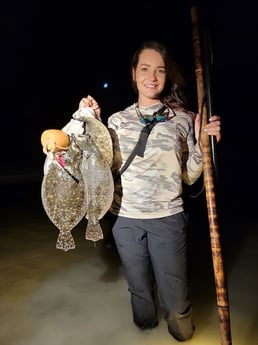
[79, 95, 101, 120]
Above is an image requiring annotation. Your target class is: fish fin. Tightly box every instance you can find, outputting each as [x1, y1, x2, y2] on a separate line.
[56, 231, 76, 252]
[85, 222, 104, 242]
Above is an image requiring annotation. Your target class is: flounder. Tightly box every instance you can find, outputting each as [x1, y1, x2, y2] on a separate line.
[74, 132, 114, 242]
[41, 139, 87, 251]
[41, 112, 114, 251]
[72, 110, 113, 167]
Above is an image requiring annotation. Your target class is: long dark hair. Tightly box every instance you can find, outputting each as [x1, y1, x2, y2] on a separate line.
[130, 40, 191, 112]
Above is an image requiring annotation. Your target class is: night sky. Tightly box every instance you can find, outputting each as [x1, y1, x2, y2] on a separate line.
[1, 0, 257, 220]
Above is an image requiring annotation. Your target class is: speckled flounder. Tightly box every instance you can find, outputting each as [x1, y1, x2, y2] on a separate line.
[41, 139, 87, 251]
[74, 132, 114, 242]
[72, 111, 113, 167]
[41, 113, 114, 251]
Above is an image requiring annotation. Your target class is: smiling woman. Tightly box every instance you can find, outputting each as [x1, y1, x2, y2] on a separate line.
[52, 39, 221, 342]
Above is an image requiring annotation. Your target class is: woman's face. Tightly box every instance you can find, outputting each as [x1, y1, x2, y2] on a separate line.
[132, 48, 166, 102]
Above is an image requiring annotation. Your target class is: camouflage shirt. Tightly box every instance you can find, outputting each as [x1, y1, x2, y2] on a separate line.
[107, 102, 203, 219]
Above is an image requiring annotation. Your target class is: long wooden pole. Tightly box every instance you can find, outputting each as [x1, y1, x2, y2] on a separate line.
[191, 6, 233, 345]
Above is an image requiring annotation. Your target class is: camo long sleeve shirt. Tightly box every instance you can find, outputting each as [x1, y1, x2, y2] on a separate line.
[107, 102, 203, 219]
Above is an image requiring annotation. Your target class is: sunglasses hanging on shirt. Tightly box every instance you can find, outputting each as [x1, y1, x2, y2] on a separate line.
[135, 104, 175, 124]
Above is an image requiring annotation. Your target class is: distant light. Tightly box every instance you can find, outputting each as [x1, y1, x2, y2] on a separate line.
[103, 82, 109, 89]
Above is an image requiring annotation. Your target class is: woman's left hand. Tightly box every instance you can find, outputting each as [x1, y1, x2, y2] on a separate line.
[195, 114, 221, 143]
[205, 115, 221, 142]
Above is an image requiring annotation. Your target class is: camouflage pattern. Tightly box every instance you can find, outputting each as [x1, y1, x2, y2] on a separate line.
[108, 102, 203, 219]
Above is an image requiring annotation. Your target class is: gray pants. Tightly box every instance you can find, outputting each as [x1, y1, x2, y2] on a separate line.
[112, 212, 194, 341]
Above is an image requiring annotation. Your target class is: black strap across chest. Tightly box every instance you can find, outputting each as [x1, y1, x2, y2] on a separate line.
[119, 105, 168, 176]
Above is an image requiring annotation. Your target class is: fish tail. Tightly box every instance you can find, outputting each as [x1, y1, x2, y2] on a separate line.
[56, 231, 76, 252]
[85, 222, 104, 242]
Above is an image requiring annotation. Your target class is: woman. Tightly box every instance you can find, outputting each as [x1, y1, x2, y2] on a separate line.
[43, 40, 221, 341]
[79, 41, 221, 342]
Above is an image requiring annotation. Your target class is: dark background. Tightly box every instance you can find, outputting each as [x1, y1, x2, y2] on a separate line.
[1, 0, 257, 223]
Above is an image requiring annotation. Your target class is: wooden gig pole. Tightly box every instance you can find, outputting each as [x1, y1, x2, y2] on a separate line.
[191, 6, 232, 345]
